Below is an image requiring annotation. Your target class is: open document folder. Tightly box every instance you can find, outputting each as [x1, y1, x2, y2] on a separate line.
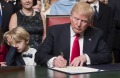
[49, 66, 104, 74]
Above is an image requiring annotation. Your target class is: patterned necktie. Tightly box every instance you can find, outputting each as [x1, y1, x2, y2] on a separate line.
[70, 34, 80, 63]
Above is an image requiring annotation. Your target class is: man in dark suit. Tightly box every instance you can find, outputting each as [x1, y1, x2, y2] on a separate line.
[108, 0, 120, 63]
[35, 2, 112, 68]
[0, 0, 13, 33]
[85, 0, 114, 52]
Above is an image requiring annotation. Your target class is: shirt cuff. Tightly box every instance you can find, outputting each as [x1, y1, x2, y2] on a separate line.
[47, 57, 57, 68]
[84, 54, 91, 65]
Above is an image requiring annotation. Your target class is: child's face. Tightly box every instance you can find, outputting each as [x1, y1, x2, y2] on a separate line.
[11, 40, 28, 53]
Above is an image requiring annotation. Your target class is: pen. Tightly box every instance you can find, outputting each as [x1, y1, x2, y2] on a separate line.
[60, 51, 64, 57]
[59, 49, 64, 57]
[60, 50, 67, 67]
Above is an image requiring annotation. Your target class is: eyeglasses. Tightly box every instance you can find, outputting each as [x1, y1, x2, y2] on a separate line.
[72, 16, 89, 24]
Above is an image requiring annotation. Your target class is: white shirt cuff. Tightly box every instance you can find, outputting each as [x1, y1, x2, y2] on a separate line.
[84, 54, 91, 65]
[47, 57, 57, 68]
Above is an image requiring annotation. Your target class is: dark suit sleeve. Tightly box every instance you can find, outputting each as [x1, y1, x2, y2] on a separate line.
[108, 0, 115, 10]
[106, 7, 115, 51]
[5, 46, 17, 66]
[87, 30, 112, 65]
[35, 27, 55, 66]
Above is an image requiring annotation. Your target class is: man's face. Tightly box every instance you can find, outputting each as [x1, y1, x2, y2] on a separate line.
[70, 12, 91, 34]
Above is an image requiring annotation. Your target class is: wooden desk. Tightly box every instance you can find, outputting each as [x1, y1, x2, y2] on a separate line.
[0, 64, 120, 78]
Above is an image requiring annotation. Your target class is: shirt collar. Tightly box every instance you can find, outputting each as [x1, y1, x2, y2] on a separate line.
[91, 1, 99, 7]
[70, 25, 84, 37]
[91, 1, 99, 12]
[22, 47, 30, 55]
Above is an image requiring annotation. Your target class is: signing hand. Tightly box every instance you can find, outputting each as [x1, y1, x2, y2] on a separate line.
[53, 55, 67, 68]
[70, 55, 87, 67]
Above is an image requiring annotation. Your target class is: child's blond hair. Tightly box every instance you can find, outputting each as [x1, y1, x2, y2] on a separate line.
[4, 27, 30, 45]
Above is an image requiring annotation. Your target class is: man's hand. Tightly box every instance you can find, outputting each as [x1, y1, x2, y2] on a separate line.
[53, 56, 67, 68]
[70, 55, 87, 67]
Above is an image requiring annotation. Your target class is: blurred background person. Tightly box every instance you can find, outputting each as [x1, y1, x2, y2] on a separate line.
[0, 0, 13, 57]
[50, 0, 77, 15]
[0, 28, 8, 64]
[13, 0, 21, 13]
[9, 0, 46, 49]
[108, 0, 120, 63]
[42, 0, 58, 16]
[0, 0, 13, 33]
[32, 0, 41, 12]
[82, 0, 114, 52]
[99, 0, 108, 4]
[4, 0, 21, 13]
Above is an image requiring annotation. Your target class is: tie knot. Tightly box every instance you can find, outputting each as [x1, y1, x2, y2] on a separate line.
[93, 5, 97, 12]
[22, 53, 33, 58]
[75, 34, 80, 37]
[93, 5, 97, 9]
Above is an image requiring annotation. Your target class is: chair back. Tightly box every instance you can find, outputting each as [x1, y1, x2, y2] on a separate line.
[46, 15, 70, 27]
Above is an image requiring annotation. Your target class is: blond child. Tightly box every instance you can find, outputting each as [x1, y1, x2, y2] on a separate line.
[4, 27, 37, 66]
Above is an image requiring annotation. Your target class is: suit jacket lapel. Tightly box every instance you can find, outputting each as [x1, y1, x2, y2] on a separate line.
[83, 27, 94, 54]
[98, 2, 105, 21]
[60, 24, 70, 63]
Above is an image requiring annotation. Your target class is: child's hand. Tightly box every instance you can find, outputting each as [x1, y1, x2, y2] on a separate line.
[0, 62, 7, 67]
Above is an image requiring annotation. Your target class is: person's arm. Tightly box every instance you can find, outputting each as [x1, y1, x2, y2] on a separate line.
[9, 13, 17, 30]
[106, 7, 115, 51]
[35, 27, 55, 66]
[41, 12, 46, 41]
[0, 62, 7, 67]
[88, 33, 112, 65]
[5, 46, 17, 66]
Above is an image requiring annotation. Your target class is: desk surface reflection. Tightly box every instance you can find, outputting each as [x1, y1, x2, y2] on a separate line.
[0, 64, 120, 78]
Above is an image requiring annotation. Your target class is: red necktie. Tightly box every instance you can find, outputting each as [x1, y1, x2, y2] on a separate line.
[70, 34, 80, 63]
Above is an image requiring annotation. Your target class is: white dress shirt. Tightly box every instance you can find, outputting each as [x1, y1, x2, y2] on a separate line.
[22, 47, 37, 65]
[91, 1, 99, 13]
[70, 26, 90, 65]
[0, 3, 2, 16]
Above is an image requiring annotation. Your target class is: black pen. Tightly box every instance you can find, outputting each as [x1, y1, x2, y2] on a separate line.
[60, 50, 67, 67]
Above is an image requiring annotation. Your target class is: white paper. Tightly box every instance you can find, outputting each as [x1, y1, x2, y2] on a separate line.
[50, 66, 104, 74]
